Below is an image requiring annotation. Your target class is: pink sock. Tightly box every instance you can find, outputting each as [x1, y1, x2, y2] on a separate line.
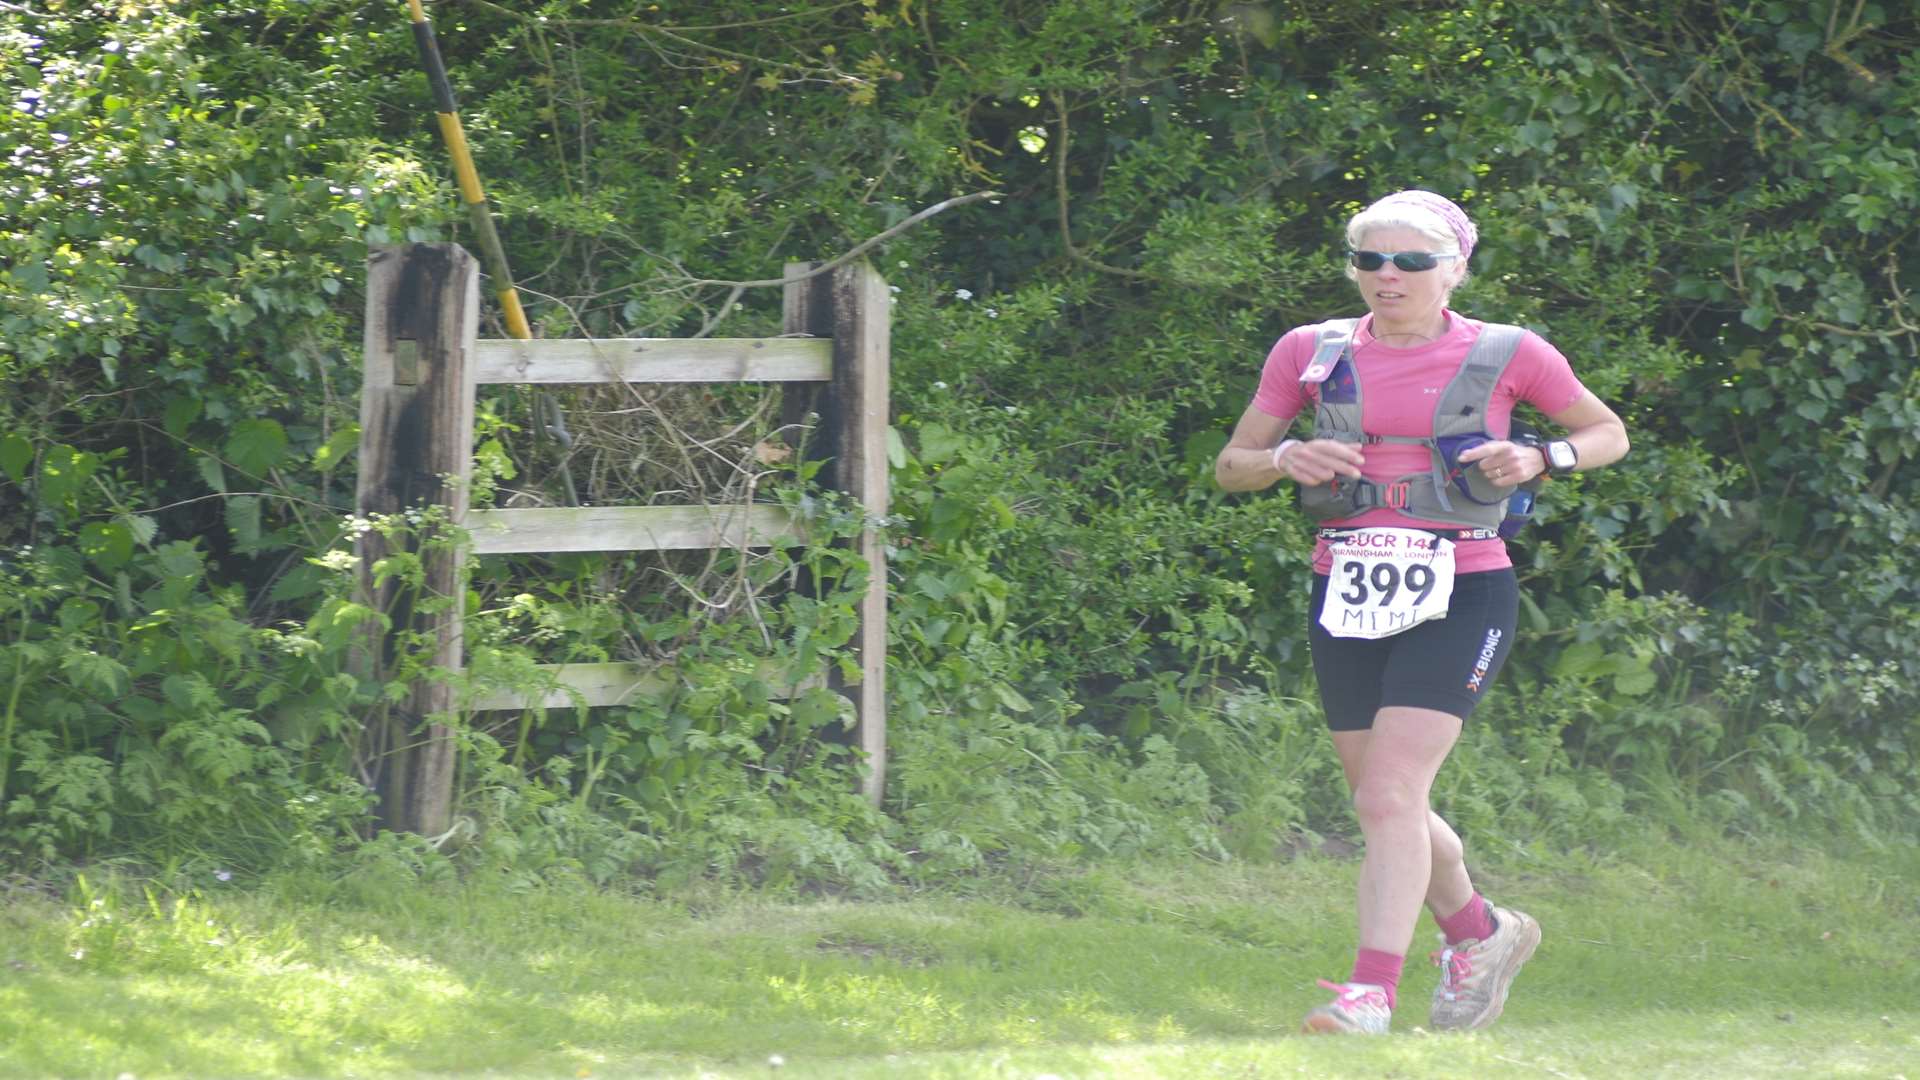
[1349, 948, 1404, 1008]
[1438, 893, 1497, 945]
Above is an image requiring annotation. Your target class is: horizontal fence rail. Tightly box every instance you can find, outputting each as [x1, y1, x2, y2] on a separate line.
[473, 337, 833, 385]
[470, 660, 825, 712]
[465, 504, 804, 555]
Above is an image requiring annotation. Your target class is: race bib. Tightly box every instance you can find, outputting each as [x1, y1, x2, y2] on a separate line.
[1319, 528, 1456, 640]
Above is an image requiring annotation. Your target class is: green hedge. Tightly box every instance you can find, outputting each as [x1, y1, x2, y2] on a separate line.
[3, 1, 1916, 882]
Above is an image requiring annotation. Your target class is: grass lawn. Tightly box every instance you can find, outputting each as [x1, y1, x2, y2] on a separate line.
[2, 834, 1915, 1079]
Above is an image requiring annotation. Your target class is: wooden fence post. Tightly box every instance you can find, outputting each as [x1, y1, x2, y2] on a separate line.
[355, 243, 478, 837]
[782, 261, 890, 806]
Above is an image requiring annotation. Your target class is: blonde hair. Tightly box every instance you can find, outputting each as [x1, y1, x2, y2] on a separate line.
[1345, 204, 1459, 255]
[1342, 204, 1470, 288]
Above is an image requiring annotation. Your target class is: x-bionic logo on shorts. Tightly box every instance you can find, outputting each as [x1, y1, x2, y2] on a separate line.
[1466, 628, 1503, 693]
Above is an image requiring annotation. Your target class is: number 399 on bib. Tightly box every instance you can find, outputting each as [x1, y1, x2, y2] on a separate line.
[1318, 528, 1458, 640]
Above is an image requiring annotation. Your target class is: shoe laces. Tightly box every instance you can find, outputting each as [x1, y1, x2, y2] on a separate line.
[1430, 946, 1473, 999]
[1317, 979, 1389, 1010]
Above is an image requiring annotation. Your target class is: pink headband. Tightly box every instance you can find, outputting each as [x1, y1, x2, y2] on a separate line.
[1367, 190, 1477, 260]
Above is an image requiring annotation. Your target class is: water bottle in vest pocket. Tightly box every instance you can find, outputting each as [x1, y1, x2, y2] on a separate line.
[1434, 433, 1509, 506]
[1499, 481, 1541, 539]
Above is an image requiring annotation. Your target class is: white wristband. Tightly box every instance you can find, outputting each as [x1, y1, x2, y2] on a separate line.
[1271, 439, 1302, 472]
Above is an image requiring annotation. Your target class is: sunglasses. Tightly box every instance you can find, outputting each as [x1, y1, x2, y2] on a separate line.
[1347, 249, 1462, 272]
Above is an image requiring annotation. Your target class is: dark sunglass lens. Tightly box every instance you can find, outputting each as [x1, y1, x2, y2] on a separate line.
[1392, 252, 1440, 271]
[1350, 251, 1387, 271]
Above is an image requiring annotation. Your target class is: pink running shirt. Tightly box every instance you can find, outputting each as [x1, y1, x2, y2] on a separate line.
[1252, 310, 1589, 574]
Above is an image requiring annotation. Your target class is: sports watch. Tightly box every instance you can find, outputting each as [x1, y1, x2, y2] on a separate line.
[1544, 439, 1578, 476]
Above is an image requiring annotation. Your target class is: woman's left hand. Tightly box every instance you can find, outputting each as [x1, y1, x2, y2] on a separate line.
[1456, 440, 1546, 485]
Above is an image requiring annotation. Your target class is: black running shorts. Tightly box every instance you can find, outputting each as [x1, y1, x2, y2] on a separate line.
[1307, 568, 1520, 730]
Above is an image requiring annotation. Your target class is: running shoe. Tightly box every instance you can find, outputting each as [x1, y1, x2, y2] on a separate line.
[1429, 904, 1541, 1030]
[1302, 979, 1392, 1035]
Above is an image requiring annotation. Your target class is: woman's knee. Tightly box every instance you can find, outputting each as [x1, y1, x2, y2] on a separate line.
[1350, 775, 1429, 830]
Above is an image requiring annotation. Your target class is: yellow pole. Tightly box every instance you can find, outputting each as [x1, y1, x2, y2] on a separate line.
[404, 0, 531, 340]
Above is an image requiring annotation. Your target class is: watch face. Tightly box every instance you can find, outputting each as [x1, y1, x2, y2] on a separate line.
[1548, 441, 1577, 471]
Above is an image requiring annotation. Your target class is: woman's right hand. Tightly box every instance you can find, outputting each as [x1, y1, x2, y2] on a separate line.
[1276, 439, 1366, 485]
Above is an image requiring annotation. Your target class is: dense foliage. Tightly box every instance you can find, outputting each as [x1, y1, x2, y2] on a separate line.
[3, 0, 1916, 884]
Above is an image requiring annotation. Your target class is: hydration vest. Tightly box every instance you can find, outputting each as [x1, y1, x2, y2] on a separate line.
[1297, 317, 1535, 534]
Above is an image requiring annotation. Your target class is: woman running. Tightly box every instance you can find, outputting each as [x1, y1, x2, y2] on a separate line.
[1214, 189, 1630, 1034]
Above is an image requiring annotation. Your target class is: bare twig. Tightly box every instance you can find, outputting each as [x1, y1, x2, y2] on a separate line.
[1883, 260, 1920, 337]
[676, 190, 1003, 289]
[1804, 320, 1896, 339]
[1823, 0, 1877, 82]
[639, 3, 869, 33]
[458, 0, 861, 85]
[1052, 91, 1153, 281]
[137, 491, 348, 515]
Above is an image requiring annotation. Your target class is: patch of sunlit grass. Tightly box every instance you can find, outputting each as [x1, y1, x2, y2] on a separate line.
[0, 832, 1914, 1078]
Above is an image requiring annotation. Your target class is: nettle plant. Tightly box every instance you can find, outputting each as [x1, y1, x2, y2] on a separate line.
[0, 471, 375, 870]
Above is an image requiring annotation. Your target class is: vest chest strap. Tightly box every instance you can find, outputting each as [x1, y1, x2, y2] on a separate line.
[1318, 526, 1501, 543]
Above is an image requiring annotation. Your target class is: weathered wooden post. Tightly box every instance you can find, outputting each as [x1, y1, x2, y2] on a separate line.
[355, 243, 477, 836]
[782, 261, 891, 806]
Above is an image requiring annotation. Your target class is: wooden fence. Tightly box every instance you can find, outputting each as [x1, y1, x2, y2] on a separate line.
[355, 243, 889, 837]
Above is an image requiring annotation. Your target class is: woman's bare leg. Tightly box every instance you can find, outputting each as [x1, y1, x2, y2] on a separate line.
[1330, 707, 1469, 952]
